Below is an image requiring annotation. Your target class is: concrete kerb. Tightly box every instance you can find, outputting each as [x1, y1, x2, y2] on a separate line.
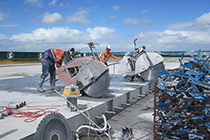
[66, 81, 151, 139]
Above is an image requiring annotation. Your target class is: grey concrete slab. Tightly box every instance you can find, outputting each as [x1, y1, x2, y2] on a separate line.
[0, 62, 179, 140]
[0, 63, 148, 140]
[109, 93, 154, 140]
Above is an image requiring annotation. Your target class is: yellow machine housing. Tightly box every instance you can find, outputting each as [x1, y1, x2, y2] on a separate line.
[63, 85, 80, 96]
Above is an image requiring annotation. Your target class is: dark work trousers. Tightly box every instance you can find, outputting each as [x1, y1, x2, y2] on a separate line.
[40, 49, 56, 79]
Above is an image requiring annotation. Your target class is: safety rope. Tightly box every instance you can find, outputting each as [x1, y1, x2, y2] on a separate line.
[0, 102, 59, 122]
[54, 89, 101, 129]
[54, 89, 112, 139]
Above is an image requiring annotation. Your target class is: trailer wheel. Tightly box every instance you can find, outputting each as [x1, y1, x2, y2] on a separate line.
[34, 112, 71, 140]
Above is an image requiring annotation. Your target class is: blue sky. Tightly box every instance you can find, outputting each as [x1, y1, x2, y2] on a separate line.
[0, 0, 210, 52]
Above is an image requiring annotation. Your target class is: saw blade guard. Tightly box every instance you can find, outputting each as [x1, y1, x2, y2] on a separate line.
[119, 38, 165, 81]
[76, 60, 110, 97]
[119, 55, 135, 77]
[119, 51, 164, 81]
[135, 52, 165, 81]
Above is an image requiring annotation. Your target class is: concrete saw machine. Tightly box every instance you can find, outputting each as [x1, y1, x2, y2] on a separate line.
[57, 42, 110, 98]
[119, 39, 165, 82]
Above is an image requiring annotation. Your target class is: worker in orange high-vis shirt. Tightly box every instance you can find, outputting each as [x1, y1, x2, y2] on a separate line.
[100, 45, 119, 66]
[37, 48, 67, 92]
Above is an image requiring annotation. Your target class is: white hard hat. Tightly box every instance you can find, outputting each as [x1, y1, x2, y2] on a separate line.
[107, 45, 112, 50]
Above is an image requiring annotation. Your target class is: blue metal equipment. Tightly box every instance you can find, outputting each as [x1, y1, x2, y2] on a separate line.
[154, 50, 210, 140]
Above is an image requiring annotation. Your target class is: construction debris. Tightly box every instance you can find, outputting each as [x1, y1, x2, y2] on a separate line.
[154, 50, 210, 139]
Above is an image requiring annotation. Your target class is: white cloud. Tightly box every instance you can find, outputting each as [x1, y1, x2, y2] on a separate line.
[195, 12, 210, 25]
[1, 12, 210, 52]
[112, 5, 120, 11]
[141, 10, 149, 14]
[136, 28, 210, 51]
[49, 0, 57, 6]
[0, 24, 18, 27]
[169, 12, 210, 30]
[42, 12, 62, 24]
[1, 22, 209, 52]
[7, 27, 117, 51]
[24, 0, 42, 6]
[0, 34, 9, 40]
[123, 17, 150, 26]
[0, 12, 9, 20]
[160, 12, 210, 51]
[59, 3, 70, 7]
[66, 10, 90, 25]
[86, 27, 115, 40]
[0, 34, 23, 51]
[159, 30, 210, 44]
[11, 27, 82, 42]
[110, 16, 116, 19]
[10, 27, 116, 43]
[167, 22, 193, 30]
[59, 3, 64, 7]
[123, 18, 140, 25]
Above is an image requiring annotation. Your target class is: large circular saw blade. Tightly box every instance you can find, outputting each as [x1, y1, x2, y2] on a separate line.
[84, 70, 110, 98]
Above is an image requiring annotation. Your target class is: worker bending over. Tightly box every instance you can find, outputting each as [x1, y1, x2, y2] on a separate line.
[63, 48, 83, 64]
[69, 48, 82, 58]
[37, 48, 67, 92]
[100, 45, 119, 66]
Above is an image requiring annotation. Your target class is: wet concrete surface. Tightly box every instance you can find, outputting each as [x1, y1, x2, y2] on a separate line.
[0, 62, 179, 140]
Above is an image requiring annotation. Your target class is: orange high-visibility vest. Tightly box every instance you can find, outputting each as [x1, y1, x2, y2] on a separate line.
[100, 50, 118, 63]
[52, 48, 65, 67]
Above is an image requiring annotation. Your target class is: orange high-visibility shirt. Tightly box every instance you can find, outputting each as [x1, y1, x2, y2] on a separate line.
[100, 50, 118, 63]
[52, 48, 65, 67]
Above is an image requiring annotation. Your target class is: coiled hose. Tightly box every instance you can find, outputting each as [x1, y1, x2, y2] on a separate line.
[75, 114, 112, 140]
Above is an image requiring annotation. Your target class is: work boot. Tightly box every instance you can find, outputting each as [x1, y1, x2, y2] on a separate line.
[37, 77, 45, 92]
[49, 76, 56, 92]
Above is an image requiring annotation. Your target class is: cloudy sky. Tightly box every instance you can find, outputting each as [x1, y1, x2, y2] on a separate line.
[0, 0, 210, 52]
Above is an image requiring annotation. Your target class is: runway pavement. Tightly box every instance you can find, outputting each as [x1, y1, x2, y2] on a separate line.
[0, 61, 179, 140]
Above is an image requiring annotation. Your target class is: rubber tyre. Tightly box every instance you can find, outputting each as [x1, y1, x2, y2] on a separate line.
[34, 112, 71, 140]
